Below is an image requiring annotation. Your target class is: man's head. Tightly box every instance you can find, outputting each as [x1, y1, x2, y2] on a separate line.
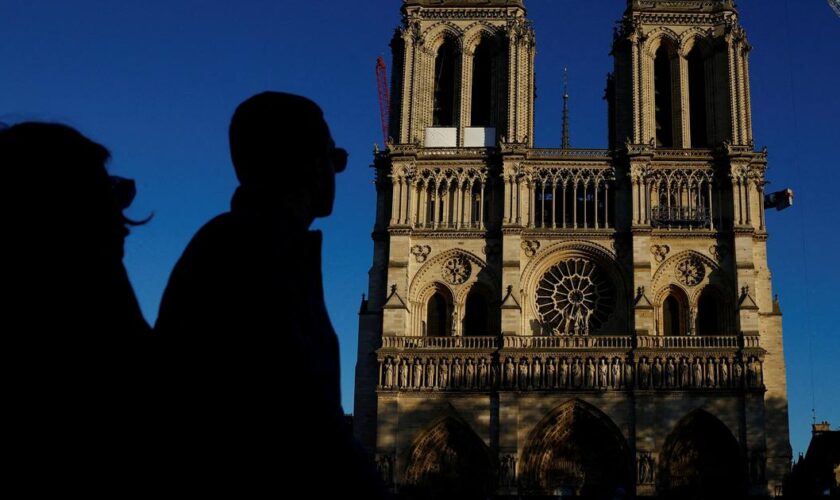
[229, 91, 347, 220]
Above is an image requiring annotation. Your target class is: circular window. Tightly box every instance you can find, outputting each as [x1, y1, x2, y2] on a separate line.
[536, 258, 616, 336]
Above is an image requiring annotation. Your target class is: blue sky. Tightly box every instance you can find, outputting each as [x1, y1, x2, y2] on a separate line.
[2, 1, 837, 456]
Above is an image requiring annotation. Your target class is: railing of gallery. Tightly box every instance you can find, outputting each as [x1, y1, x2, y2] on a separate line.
[636, 335, 758, 349]
[381, 335, 759, 351]
[381, 336, 498, 350]
[502, 336, 632, 349]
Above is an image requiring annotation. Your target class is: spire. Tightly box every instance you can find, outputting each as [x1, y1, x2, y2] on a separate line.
[562, 67, 570, 149]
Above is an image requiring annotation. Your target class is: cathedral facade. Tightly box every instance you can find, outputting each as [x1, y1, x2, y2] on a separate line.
[354, 1, 791, 497]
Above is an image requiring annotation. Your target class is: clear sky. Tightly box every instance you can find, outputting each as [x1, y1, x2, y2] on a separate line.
[2, 0, 837, 456]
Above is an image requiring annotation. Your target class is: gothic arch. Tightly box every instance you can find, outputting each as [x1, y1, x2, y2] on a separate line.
[402, 415, 495, 500]
[679, 27, 714, 58]
[409, 249, 497, 337]
[422, 21, 464, 53]
[462, 22, 504, 53]
[520, 399, 633, 497]
[651, 250, 729, 304]
[460, 282, 496, 337]
[695, 283, 732, 335]
[659, 409, 746, 498]
[656, 284, 690, 336]
[643, 27, 681, 58]
[521, 241, 630, 336]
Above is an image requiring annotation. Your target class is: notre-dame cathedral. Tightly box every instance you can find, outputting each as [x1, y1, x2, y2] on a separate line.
[354, 0, 791, 497]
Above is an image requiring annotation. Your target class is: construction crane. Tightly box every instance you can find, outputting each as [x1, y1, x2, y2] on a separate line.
[831, 0, 840, 17]
[376, 55, 390, 146]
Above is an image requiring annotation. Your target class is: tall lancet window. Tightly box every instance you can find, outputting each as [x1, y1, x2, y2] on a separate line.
[654, 45, 675, 147]
[434, 38, 458, 127]
[471, 40, 494, 127]
[688, 47, 709, 148]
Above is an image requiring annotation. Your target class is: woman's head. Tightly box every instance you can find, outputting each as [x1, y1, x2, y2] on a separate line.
[0, 122, 139, 259]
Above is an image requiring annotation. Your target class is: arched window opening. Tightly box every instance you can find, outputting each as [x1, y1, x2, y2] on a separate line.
[663, 294, 685, 336]
[654, 45, 674, 148]
[697, 289, 722, 336]
[427, 292, 451, 337]
[688, 47, 709, 148]
[434, 39, 458, 127]
[471, 40, 494, 127]
[463, 290, 490, 337]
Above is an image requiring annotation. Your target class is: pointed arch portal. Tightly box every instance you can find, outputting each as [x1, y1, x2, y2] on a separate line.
[402, 417, 494, 500]
[521, 400, 633, 497]
[659, 410, 746, 499]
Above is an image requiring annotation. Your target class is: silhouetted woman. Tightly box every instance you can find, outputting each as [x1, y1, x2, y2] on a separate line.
[0, 122, 149, 339]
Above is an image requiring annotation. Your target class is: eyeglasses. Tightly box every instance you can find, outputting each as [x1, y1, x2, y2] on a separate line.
[331, 147, 348, 173]
[109, 175, 136, 210]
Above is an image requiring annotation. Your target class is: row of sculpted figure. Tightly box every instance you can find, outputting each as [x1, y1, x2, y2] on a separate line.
[379, 355, 765, 391]
[380, 357, 498, 390]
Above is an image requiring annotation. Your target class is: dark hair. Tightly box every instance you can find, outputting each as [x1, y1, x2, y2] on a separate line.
[0, 122, 146, 238]
[228, 91, 330, 185]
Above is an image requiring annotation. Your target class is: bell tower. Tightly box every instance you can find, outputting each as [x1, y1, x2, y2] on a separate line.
[611, 0, 753, 149]
[390, 0, 534, 148]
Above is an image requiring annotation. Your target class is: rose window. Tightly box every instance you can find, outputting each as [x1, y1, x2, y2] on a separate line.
[536, 258, 615, 336]
[675, 256, 705, 287]
[441, 256, 472, 285]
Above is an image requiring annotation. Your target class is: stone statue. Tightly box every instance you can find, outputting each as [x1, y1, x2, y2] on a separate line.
[611, 359, 621, 389]
[491, 361, 500, 389]
[426, 358, 436, 388]
[679, 358, 689, 388]
[505, 357, 515, 388]
[754, 358, 763, 387]
[560, 359, 570, 388]
[546, 359, 556, 389]
[638, 453, 655, 484]
[439, 359, 449, 388]
[720, 358, 730, 387]
[733, 359, 743, 387]
[384, 359, 394, 389]
[665, 358, 676, 388]
[453, 358, 463, 388]
[624, 360, 634, 389]
[652, 358, 662, 388]
[466, 359, 476, 388]
[412, 359, 422, 389]
[705, 358, 715, 388]
[572, 358, 582, 388]
[477, 358, 488, 389]
[693, 358, 703, 388]
[586, 359, 596, 389]
[639, 358, 650, 389]
[376, 454, 393, 486]
[532, 358, 542, 389]
[598, 359, 608, 389]
[519, 359, 529, 389]
[399, 359, 409, 388]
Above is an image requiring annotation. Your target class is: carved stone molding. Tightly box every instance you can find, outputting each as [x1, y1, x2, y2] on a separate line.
[377, 354, 764, 392]
[521, 240, 541, 257]
[441, 255, 472, 285]
[651, 244, 671, 263]
[411, 245, 432, 263]
[675, 256, 706, 287]
[709, 244, 728, 261]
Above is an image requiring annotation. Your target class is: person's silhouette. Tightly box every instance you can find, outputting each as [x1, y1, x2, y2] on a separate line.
[0, 122, 149, 338]
[0, 122, 151, 492]
[156, 92, 385, 496]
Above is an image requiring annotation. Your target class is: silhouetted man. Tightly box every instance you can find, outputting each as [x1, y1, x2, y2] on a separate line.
[156, 92, 385, 496]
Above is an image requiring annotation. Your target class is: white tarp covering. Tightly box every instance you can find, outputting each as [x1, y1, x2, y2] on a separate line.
[424, 127, 458, 148]
[463, 127, 496, 147]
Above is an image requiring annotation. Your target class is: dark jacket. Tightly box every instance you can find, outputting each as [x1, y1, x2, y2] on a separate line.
[155, 187, 385, 496]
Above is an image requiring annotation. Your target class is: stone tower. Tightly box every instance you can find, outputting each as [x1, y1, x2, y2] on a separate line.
[354, 0, 791, 497]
